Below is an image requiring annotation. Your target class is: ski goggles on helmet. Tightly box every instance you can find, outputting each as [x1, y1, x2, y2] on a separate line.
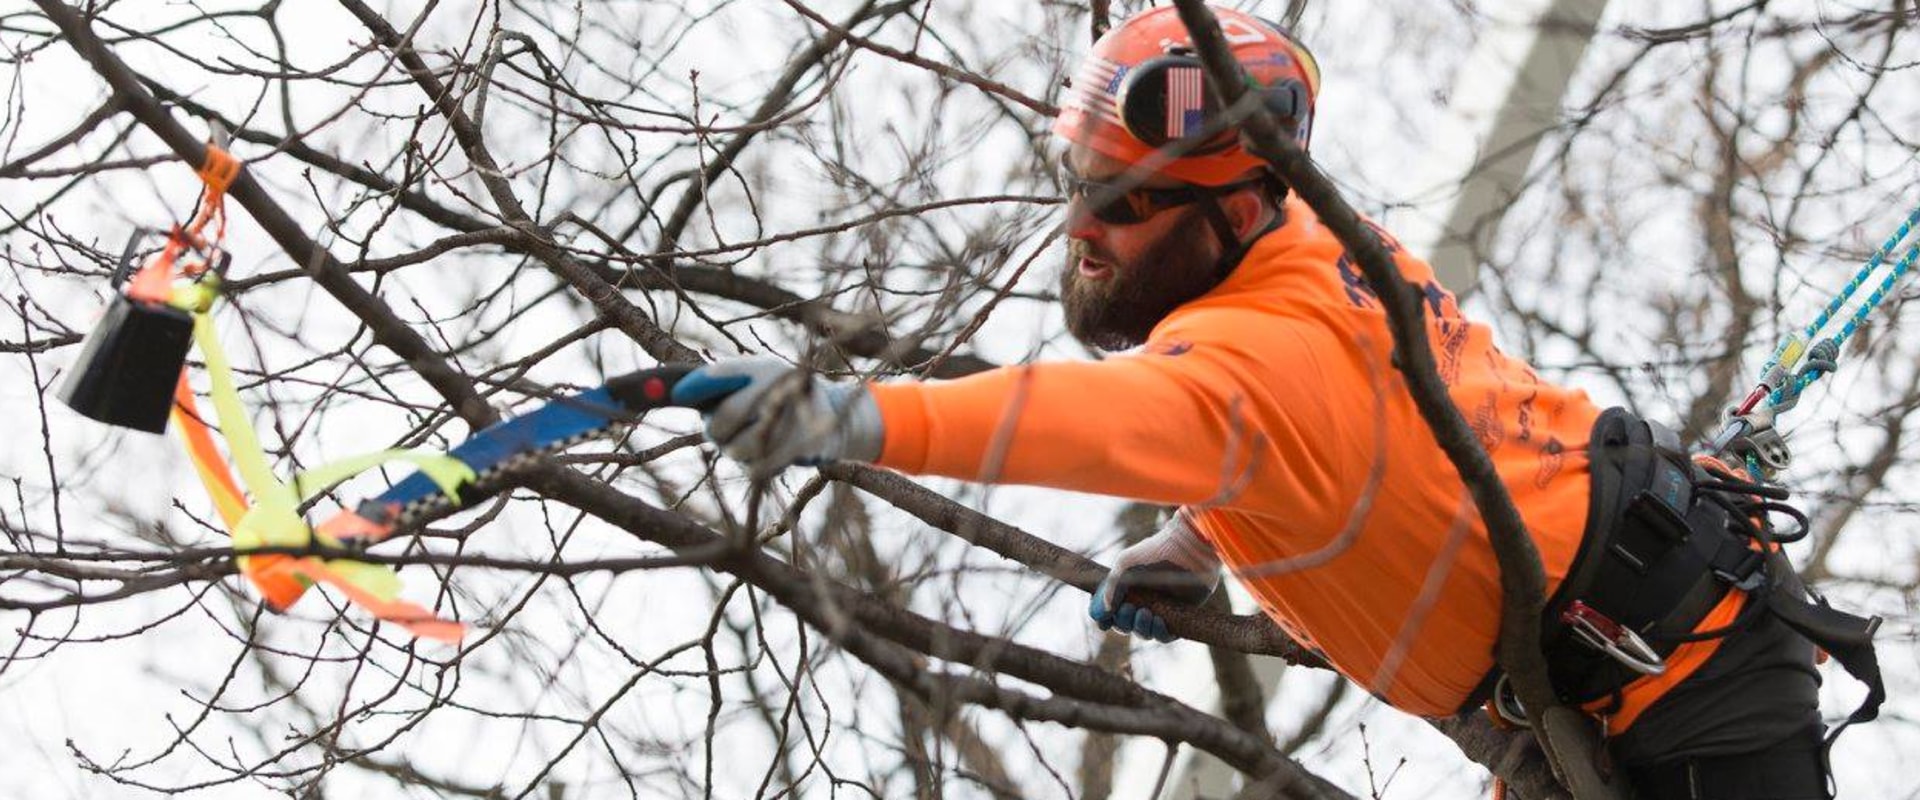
[1113, 54, 1312, 154]
[1064, 171, 1261, 226]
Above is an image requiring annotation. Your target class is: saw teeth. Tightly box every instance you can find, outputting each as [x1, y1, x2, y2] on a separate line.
[383, 422, 627, 530]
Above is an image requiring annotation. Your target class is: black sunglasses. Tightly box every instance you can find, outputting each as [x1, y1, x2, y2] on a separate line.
[1063, 172, 1260, 225]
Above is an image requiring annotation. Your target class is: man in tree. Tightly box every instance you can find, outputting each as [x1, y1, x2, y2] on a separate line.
[674, 6, 1853, 797]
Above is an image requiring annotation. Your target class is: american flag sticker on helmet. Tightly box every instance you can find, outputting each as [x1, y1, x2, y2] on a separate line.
[1165, 66, 1204, 139]
[1064, 56, 1127, 124]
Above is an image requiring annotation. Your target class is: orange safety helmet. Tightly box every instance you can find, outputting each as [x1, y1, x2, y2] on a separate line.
[1054, 6, 1320, 186]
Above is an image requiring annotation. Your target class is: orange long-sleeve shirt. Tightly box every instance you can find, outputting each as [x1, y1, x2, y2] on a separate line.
[869, 197, 1705, 720]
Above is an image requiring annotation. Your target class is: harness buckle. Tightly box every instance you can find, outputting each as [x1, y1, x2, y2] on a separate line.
[1712, 558, 1767, 593]
[1562, 600, 1667, 676]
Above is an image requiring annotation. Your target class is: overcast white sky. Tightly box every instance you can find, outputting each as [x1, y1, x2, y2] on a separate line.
[2, 1, 1916, 797]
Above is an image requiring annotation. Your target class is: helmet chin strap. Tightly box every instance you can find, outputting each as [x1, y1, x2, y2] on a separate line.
[1200, 175, 1289, 281]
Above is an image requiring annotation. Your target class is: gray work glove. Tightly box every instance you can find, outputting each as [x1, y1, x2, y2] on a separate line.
[670, 357, 883, 478]
[1089, 510, 1222, 642]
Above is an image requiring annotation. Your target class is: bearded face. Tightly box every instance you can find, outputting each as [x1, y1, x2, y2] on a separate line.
[1059, 205, 1227, 351]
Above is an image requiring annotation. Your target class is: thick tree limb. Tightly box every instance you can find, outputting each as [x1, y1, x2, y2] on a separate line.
[1168, 3, 1617, 797]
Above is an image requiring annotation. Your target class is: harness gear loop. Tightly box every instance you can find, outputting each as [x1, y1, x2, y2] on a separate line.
[1472, 409, 1884, 755]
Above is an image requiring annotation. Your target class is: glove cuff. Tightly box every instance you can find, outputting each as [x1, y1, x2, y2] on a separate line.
[827, 382, 885, 463]
[1155, 510, 1222, 575]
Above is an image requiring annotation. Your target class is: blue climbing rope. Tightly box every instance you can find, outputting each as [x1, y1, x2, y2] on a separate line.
[1769, 234, 1920, 406]
[1712, 203, 1920, 476]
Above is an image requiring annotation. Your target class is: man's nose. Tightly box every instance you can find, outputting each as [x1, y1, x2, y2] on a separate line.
[1065, 195, 1102, 241]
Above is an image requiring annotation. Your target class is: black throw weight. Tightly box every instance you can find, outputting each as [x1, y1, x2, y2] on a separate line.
[56, 292, 193, 434]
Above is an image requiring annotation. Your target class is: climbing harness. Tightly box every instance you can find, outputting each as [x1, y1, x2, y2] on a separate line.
[1473, 410, 1884, 754]
[1711, 204, 1920, 479]
[1472, 211, 1914, 797]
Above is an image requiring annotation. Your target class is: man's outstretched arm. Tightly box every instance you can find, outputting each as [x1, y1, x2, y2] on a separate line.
[680, 309, 1348, 512]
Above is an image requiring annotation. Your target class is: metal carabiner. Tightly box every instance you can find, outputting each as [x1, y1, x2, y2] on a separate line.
[1562, 600, 1667, 676]
[1489, 674, 1530, 729]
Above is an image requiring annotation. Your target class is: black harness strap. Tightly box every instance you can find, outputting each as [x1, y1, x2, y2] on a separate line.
[1689, 462, 1885, 746]
[1761, 549, 1885, 746]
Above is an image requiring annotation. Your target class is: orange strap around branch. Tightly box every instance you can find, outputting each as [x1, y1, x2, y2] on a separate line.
[123, 144, 242, 304]
[185, 143, 240, 259]
[195, 144, 241, 197]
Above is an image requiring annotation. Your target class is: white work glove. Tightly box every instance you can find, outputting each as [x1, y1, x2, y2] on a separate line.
[1089, 510, 1222, 642]
[670, 357, 884, 478]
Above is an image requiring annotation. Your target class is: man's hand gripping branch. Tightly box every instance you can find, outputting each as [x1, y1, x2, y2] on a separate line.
[1090, 510, 1223, 642]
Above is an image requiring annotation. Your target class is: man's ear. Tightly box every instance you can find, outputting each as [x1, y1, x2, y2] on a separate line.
[1219, 184, 1272, 239]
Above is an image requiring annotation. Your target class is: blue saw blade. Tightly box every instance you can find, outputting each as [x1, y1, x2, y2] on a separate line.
[374, 385, 629, 511]
[361, 364, 706, 528]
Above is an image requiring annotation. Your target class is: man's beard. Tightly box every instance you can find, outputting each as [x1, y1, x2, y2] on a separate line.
[1060, 206, 1226, 352]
